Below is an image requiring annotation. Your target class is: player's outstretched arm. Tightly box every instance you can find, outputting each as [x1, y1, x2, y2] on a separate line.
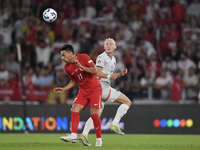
[114, 68, 128, 78]
[53, 79, 77, 94]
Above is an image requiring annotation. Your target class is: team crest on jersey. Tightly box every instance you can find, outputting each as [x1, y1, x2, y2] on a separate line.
[97, 60, 102, 64]
[75, 68, 78, 72]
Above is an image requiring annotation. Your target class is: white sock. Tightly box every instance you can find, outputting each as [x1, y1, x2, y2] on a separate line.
[112, 104, 129, 126]
[82, 117, 94, 137]
[71, 133, 77, 138]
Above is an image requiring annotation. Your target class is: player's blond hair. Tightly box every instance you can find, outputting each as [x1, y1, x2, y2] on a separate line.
[104, 38, 116, 46]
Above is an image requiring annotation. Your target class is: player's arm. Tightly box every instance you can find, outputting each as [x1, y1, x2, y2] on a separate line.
[82, 65, 98, 74]
[53, 79, 77, 94]
[74, 60, 97, 74]
[96, 67, 117, 80]
[114, 68, 128, 78]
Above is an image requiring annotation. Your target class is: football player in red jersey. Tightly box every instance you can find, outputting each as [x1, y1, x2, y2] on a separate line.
[53, 44, 103, 147]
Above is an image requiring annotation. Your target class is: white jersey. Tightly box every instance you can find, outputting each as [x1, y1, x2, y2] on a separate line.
[96, 52, 116, 84]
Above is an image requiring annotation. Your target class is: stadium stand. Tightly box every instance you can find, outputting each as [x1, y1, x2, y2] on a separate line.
[0, 0, 200, 104]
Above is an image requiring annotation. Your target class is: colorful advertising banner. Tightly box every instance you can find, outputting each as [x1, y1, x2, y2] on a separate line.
[0, 105, 200, 134]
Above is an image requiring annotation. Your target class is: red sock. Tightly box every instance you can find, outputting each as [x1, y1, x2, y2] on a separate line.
[71, 112, 79, 133]
[91, 114, 101, 138]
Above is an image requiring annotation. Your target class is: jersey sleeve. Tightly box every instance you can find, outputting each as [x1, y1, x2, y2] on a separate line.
[83, 54, 95, 67]
[96, 55, 104, 68]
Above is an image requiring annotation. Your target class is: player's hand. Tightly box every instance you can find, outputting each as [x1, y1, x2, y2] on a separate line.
[110, 73, 118, 80]
[121, 68, 128, 76]
[53, 87, 64, 94]
[74, 60, 83, 69]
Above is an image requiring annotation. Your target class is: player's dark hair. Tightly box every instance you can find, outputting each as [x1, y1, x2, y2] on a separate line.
[60, 44, 74, 54]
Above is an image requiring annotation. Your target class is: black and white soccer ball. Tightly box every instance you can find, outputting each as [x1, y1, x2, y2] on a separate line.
[43, 8, 57, 23]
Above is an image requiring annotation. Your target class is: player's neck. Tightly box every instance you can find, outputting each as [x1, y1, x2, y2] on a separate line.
[71, 55, 77, 64]
[106, 52, 113, 59]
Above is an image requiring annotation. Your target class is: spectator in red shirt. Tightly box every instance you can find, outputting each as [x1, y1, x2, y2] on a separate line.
[7, 71, 19, 88]
[168, 23, 180, 42]
[157, 32, 170, 58]
[146, 52, 161, 79]
[64, 0, 78, 18]
[157, 9, 175, 26]
[53, 17, 63, 37]
[61, 25, 71, 42]
[140, 25, 155, 44]
[24, 19, 37, 45]
[171, 0, 186, 23]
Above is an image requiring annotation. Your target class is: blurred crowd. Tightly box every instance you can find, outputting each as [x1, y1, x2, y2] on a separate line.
[0, 0, 200, 104]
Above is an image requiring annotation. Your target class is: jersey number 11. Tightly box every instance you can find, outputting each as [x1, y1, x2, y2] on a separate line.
[77, 73, 83, 80]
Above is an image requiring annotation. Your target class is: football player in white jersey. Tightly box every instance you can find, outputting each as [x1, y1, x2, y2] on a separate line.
[79, 38, 132, 146]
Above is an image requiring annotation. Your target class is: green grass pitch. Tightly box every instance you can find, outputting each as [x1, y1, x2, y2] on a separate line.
[0, 134, 200, 150]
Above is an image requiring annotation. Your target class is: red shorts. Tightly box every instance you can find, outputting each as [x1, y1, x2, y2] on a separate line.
[73, 85, 102, 109]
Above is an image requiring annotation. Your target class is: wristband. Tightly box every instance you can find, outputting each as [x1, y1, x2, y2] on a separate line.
[107, 75, 111, 79]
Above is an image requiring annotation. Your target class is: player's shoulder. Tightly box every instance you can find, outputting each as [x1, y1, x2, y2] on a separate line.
[97, 52, 107, 59]
[77, 53, 89, 58]
[77, 54, 91, 61]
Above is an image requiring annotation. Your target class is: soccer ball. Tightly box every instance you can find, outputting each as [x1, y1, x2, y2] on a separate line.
[43, 8, 57, 23]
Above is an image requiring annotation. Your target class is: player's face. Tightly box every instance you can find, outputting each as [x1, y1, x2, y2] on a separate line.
[61, 50, 72, 64]
[104, 39, 116, 54]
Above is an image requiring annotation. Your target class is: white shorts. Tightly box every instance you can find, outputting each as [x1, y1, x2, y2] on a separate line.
[100, 82, 121, 103]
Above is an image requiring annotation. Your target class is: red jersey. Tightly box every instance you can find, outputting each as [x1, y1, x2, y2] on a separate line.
[64, 54, 101, 96]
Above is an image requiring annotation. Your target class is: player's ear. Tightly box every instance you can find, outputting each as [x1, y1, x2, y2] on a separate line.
[68, 51, 73, 56]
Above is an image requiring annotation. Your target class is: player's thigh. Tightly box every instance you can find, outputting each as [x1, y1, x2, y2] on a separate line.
[101, 82, 111, 100]
[104, 87, 121, 102]
[71, 103, 85, 113]
[88, 86, 102, 115]
[73, 93, 89, 111]
[114, 93, 132, 107]
[89, 87, 102, 115]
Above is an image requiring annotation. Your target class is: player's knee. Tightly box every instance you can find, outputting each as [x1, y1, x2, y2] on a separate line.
[126, 99, 132, 107]
[71, 106, 78, 112]
[71, 104, 83, 113]
[120, 94, 132, 107]
[90, 108, 99, 116]
[122, 98, 131, 107]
